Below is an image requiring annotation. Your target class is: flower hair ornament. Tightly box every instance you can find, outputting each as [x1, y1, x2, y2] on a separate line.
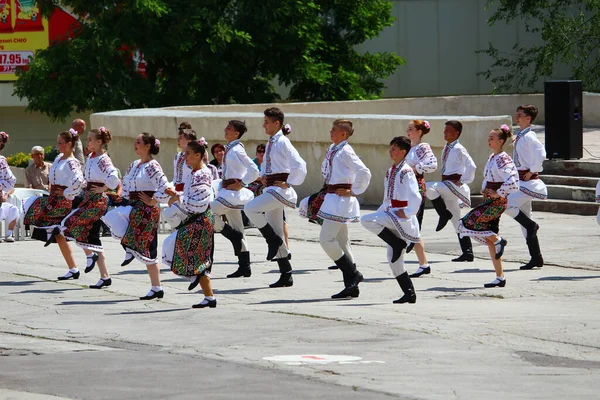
[423, 120, 431, 129]
[99, 126, 107, 134]
[500, 124, 510, 131]
[0, 131, 8, 141]
[155, 139, 161, 146]
[283, 124, 292, 134]
[69, 128, 78, 138]
[198, 137, 208, 148]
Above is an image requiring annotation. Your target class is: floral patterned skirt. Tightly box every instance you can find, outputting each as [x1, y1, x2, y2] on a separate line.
[298, 186, 327, 225]
[247, 181, 264, 197]
[171, 210, 214, 277]
[121, 200, 160, 264]
[23, 194, 72, 232]
[62, 191, 108, 252]
[458, 196, 507, 244]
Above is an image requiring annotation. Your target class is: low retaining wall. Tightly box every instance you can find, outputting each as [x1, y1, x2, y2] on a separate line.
[91, 109, 510, 205]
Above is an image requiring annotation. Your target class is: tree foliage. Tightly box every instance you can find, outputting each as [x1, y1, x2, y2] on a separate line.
[14, 0, 404, 121]
[480, 0, 600, 92]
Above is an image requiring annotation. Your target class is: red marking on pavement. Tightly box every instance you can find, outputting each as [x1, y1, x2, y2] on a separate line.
[301, 356, 326, 360]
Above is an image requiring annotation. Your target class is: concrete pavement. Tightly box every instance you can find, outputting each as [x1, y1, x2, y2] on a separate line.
[1, 207, 599, 399]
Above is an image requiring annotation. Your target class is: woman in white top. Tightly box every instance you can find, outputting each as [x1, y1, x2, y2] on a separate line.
[60, 127, 120, 288]
[405, 120, 438, 278]
[101, 132, 169, 300]
[458, 125, 519, 288]
[23, 129, 85, 280]
[163, 140, 217, 308]
[0, 131, 18, 243]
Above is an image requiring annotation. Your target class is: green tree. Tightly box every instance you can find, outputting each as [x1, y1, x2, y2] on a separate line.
[480, 0, 600, 92]
[15, 0, 404, 121]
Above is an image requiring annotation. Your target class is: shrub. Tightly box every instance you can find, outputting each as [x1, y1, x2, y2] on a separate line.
[6, 152, 30, 168]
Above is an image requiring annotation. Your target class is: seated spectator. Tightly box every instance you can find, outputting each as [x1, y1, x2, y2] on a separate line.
[25, 146, 51, 191]
[253, 144, 265, 170]
[210, 143, 225, 178]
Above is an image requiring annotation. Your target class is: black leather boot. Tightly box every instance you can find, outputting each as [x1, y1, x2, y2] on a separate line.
[431, 197, 453, 232]
[393, 272, 416, 304]
[221, 224, 244, 256]
[331, 255, 362, 299]
[44, 227, 60, 247]
[513, 211, 539, 238]
[520, 235, 544, 270]
[269, 258, 293, 288]
[377, 228, 406, 263]
[452, 234, 474, 262]
[258, 224, 284, 260]
[227, 251, 252, 278]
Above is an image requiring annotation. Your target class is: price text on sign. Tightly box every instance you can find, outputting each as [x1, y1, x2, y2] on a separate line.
[0, 51, 33, 73]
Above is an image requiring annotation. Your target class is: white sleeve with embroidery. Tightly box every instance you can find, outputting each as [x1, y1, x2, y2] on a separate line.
[284, 139, 307, 186]
[63, 159, 85, 200]
[236, 147, 260, 185]
[415, 144, 438, 174]
[461, 147, 477, 185]
[0, 157, 16, 192]
[343, 147, 371, 196]
[150, 162, 170, 204]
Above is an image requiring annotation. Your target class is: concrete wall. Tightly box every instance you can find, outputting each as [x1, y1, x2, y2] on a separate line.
[91, 109, 511, 205]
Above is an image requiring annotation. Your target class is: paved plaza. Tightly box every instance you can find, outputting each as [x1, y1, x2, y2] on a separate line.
[0, 206, 599, 400]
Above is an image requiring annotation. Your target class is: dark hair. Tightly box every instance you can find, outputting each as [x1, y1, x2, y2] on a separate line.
[264, 107, 284, 127]
[211, 143, 225, 156]
[140, 132, 160, 155]
[256, 144, 266, 153]
[178, 121, 192, 132]
[90, 127, 112, 145]
[516, 105, 538, 123]
[187, 140, 207, 158]
[179, 129, 197, 141]
[411, 120, 430, 135]
[333, 119, 354, 136]
[59, 130, 79, 147]
[493, 126, 513, 144]
[0, 131, 8, 151]
[445, 120, 463, 135]
[228, 120, 248, 138]
[389, 136, 412, 153]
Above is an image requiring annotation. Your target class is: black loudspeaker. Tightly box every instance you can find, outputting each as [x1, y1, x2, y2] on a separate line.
[544, 80, 583, 159]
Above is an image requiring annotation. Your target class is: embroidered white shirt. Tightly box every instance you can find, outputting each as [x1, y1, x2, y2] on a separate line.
[406, 143, 438, 175]
[0, 155, 16, 194]
[382, 160, 422, 217]
[440, 140, 476, 184]
[260, 131, 307, 186]
[222, 140, 260, 185]
[178, 167, 213, 215]
[85, 153, 120, 190]
[122, 159, 169, 203]
[481, 152, 520, 198]
[173, 152, 192, 185]
[321, 141, 371, 195]
[513, 127, 546, 172]
[49, 154, 85, 200]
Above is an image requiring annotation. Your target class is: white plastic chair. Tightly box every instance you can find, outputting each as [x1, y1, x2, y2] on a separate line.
[9, 188, 48, 241]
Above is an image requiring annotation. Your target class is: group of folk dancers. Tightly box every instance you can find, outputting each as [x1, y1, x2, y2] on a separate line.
[0, 105, 558, 308]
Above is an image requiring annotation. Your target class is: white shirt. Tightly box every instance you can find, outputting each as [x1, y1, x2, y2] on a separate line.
[50, 154, 85, 200]
[178, 167, 214, 215]
[322, 141, 371, 195]
[260, 131, 307, 186]
[173, 152, 192, 185]
[222, 140, 260, 185]
[381, 160, 422, 217]
[0, 155, 16, 194]
[481, 152, 519, 198]
[440, 140, 476, 184]
[513, 127, 546, 172]
[122, 159, 169, 203]
[406, 143, 438, 175]
[84, 153, 120, 190]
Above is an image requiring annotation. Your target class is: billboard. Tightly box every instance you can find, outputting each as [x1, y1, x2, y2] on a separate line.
[0, 1, 78, 81]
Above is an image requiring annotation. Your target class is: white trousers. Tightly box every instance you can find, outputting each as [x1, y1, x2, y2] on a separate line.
[506, 190, 533, 238]
[211, 200, 248, 253]
[426, 182, 462, 232]
[0, 202, 20, 226]
[319, 220, 354, 263]
[161, 230, 177, 268]
[361, 212, 406, 276]
[245, 193, 288, 259]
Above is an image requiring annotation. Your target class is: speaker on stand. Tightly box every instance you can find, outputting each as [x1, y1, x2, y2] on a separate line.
[544, 80, 583, 159]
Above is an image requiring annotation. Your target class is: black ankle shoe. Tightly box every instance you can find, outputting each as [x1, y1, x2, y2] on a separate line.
[435, 211, 452, 232]
[327, 265, 339, 270]
[44, 227, 59, 247]
[121, 254, 134, 267]
[393, 293, 416, 304]
[227, 268, 251, 278]
[406, 242, 415, 253]
[452, 253, 474, 262]
[331, 286, 359, 299]
[57, 271, 80, 280]
[140, 290, 164, 300]
[494, 238, 507, 260]
[410, 266, 431, 278]
[520, 256, 544, 270]
[484, 278, 506, 288]
[269, 274, 293, 288]
[192, 298, 217, 309]
[89, 278, 112, 289]
[85, 253, 99, 273]
[188, 275, 201, 291]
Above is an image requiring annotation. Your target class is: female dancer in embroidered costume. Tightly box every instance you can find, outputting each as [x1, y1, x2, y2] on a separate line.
[163, 126, 197, 229]
[426, 120, 477, 262]
[458, 126, 519, 288]
[404, 120, 438, 278]
[23, 130, 85, 280]
[245, 107, 307, 288]
[0, 131, 19, 243]
[163, 140, 217, 308]
[505, 105, 547, 270]
[299, 120, 371, 298]
[101, 133, 169, 300]
[211, 120, 260, 278]
[60, 127, 120, 288]
[361, 136, 420, 304]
